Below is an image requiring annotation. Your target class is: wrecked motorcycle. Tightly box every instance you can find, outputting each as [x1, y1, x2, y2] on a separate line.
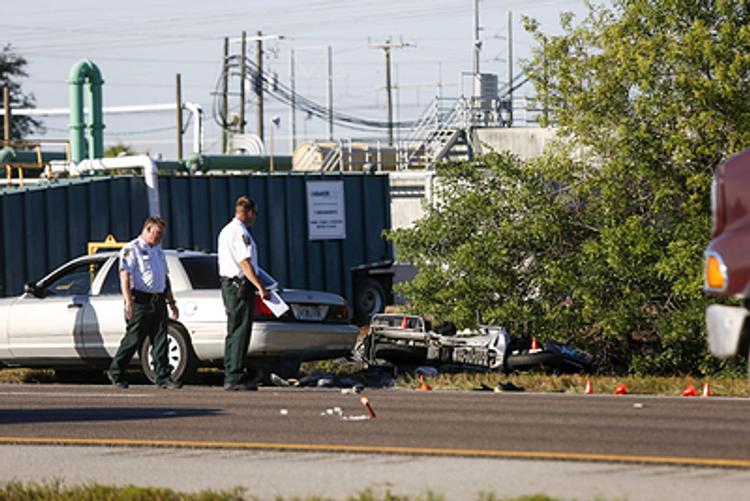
[357, 314, 594, 374]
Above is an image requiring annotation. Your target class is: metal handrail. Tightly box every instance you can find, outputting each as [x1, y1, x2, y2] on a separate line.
[399, 97, 469, 170]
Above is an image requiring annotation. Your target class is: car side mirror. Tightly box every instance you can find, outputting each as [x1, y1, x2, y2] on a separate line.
[23, 281, 42, 298]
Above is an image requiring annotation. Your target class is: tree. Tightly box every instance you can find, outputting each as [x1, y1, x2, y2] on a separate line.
[104, 143, 136, 157]
[0, 44, 43, 140]
[390, 0, 750, 375]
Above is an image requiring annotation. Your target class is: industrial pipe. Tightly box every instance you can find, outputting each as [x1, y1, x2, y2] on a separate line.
[68, 59, 104, 162]
[75, 155, 160, 216]
[0, 147, 67, 165]
[183, 102, 203, 154]
[184, 154, 292, 172]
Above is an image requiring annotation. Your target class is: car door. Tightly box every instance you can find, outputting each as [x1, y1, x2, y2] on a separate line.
[79, 257, 127, 360]
[7, 259, 103, 361]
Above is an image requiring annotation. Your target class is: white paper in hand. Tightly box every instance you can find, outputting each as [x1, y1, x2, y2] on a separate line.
[262, 290, 290, 318]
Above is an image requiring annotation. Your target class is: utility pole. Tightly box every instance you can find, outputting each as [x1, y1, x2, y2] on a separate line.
[472, 0, 481, 76]
[369, 39, 412, 146]
[437, 62, 443, 100]
[507, 11, 513, 126]
[3, 86, 10, 144]
[240, 30, 247, 134]
[255, 30, 264, 142]
[176, 73, 183, 160]
[327, 45, 333, 141]
[289, 48, 296, 152]
[222, 37, 229, 153]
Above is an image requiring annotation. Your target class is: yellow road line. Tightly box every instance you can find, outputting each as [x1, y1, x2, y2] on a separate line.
[0, 436, 748, 468]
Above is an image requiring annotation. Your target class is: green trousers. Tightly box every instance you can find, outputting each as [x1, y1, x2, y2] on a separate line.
[221, 279, 255, 386]
[109, 297, 170, 384]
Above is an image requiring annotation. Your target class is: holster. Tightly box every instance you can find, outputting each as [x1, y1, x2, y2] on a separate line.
[237, 277, 252, 300]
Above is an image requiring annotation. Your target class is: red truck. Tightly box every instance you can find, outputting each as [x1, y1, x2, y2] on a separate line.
[704, 148, 750, 363]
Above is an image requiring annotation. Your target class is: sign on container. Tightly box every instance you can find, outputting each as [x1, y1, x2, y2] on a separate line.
[306, 180, 346, 240]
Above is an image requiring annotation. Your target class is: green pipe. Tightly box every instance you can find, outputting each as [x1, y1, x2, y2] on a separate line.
[154, 160, 185, 171]
[0, 147, 67, 165]
[68, 59, 104, 162]
[184, 154, 292, 172]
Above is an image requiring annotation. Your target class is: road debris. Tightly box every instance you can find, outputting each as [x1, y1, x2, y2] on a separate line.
[680, 384, 698, 397]
[360, 396, 377, 418]
[613, 384, 628, 395]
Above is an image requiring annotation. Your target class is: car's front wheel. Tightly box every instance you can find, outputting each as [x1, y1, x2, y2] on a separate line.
[140, 324, 198, 384]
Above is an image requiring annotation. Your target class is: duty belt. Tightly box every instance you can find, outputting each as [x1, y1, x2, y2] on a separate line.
[132, 290, 165, 304]
[220, 276, 244, 285]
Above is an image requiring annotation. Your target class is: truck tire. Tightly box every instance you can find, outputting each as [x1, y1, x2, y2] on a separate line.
[354, 278, 387, 324]
[140, 323, 198, 384]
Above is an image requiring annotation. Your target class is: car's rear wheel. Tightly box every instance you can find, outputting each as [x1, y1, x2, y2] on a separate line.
[140, 324, 198, 384]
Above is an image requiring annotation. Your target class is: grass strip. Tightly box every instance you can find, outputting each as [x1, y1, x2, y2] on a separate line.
[0, 482, 564, 501]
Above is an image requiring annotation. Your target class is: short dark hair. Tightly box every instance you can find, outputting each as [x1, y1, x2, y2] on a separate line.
[142, 216, 166, 231]
[236, 196, 257, 213]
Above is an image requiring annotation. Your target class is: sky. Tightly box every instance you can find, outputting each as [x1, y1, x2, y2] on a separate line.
[2, 0, 595, 159]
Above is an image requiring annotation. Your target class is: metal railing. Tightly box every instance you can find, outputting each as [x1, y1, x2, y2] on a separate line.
[397, 97, 470, 170]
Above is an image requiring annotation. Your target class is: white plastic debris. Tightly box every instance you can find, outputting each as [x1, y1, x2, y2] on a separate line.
[633, 403, 644, 409]
[279, 409, 288, 416]
[341, 415, 371, 421]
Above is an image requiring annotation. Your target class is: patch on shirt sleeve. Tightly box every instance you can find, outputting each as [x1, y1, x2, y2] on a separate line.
[242, 234, 250, 245]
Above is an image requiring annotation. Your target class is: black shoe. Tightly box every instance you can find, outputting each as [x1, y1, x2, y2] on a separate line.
[157, 379, 183, 389]
[223, 381, 258, 391]
[106, 371, 128, 389]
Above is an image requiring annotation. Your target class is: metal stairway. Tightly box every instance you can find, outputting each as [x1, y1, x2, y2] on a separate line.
[397, 97, 470, 170]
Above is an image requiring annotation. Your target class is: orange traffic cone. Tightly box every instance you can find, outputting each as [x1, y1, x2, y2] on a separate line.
[360, 396, 376, 418]
[584, 379, 593, 394]
[681, 384, 697, 397]
[530, 337, 541, 353]
[613, 384, 628, 395]
[401, 316, 408, 329]
[417, 374, 432, 391]
[701, 383, 711, 397]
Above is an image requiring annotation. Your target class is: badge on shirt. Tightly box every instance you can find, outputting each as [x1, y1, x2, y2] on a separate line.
[242, 234, 250, 245]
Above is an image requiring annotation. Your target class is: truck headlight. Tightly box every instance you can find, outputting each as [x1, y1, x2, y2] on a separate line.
[704, 251, 727, 291]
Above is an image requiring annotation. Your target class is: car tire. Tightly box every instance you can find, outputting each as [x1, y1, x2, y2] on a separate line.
[354, 278, 387, 324]
[140, 323, 198, 384]
[505, 351, 564, 373]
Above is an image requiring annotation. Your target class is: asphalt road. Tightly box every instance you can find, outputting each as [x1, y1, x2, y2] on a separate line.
[0, 384, 749, 467]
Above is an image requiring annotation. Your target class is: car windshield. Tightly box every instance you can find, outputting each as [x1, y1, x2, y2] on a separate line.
[179, 255, 277, 290]
[42, 259, 105, 296]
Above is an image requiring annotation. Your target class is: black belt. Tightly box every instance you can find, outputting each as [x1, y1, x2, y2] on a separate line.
[220, 276, 244, 285]
[132, 290, 165, 304]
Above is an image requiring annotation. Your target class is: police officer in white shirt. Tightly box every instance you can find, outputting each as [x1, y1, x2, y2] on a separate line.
[218, 196, 268, 391]
[107, 216, 180, 389]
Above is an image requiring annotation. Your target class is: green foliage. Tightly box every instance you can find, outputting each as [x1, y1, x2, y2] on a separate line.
[0, 480, 245, 500]
[0, 44, 43, 140]
[0, 483, 564, 501]
[391, 0, 750, 375]
[104, 143, 137, 158]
